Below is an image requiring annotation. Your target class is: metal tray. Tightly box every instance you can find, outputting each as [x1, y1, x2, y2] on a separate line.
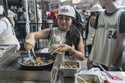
[60, 60, 81, 77]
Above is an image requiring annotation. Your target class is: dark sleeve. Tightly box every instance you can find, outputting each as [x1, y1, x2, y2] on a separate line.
[119, 11, 125, 33]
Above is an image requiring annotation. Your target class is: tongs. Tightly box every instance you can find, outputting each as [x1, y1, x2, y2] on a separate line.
[50, 47, 61, 55]
[50, 46, 65, 55]
[31, 48, 37, 60]
[27, 48, 37, 63]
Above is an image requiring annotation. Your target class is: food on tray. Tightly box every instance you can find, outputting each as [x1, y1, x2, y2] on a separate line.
[36, 57, 44, 65]
[22, 56, 54, 66]
[63, 61, 79, 68]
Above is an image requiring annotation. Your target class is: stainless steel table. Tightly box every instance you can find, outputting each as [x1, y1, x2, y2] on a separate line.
[0, 60, 51, 83]
[0, 60, 74, 83]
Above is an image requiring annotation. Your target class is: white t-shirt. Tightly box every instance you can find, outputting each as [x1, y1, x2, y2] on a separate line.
[89, 10, 123, 67]
[0, 17, 20, 50]
[0, 20, 8, 34]
[0, 18, 14, 35]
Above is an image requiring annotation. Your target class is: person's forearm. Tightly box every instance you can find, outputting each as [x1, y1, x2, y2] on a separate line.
[70, 48, 85, 60]
[32, 32, 41, 40]
[27, 32, 43, 40]
[33, 29, 50, 40]
[113, 34, 125, 65]
[113, 44, 123, 66]
[26, 33, 36, 41]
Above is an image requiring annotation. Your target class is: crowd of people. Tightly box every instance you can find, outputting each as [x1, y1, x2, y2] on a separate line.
[88, 0, 125, 71]
[25, 0, 125, 71]
[0, 0, 125, 71]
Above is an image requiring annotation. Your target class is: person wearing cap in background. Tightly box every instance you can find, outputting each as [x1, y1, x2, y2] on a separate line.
[86, 4, 103, 56]
[0, 5, 20, 50]
[88, 0, 125, 70]
[25, 5, 85, 60]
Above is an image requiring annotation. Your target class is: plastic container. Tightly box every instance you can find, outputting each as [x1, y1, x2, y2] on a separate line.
[75, 74, 101, 83]
[75, 68, 104, 83]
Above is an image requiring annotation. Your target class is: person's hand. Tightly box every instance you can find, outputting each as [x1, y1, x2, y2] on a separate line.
[57, 44, 72, 52]
[50, 44, 72, 54]
[25, 38, 35, 51]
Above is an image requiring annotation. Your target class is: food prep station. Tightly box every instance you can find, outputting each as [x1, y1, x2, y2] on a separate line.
[0, 45, 79, 83]
[4, 44, 125, 83]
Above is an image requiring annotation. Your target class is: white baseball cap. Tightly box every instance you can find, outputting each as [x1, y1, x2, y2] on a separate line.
[0, 5, 4, 15]
[89, 4, 104, 12]
[58, 5, 76, 18]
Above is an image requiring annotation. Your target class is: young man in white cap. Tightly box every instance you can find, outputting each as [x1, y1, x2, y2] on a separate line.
[88, 0, 125, 70]
[0, 5, 20, 50]
[25, 5, 85, 60]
